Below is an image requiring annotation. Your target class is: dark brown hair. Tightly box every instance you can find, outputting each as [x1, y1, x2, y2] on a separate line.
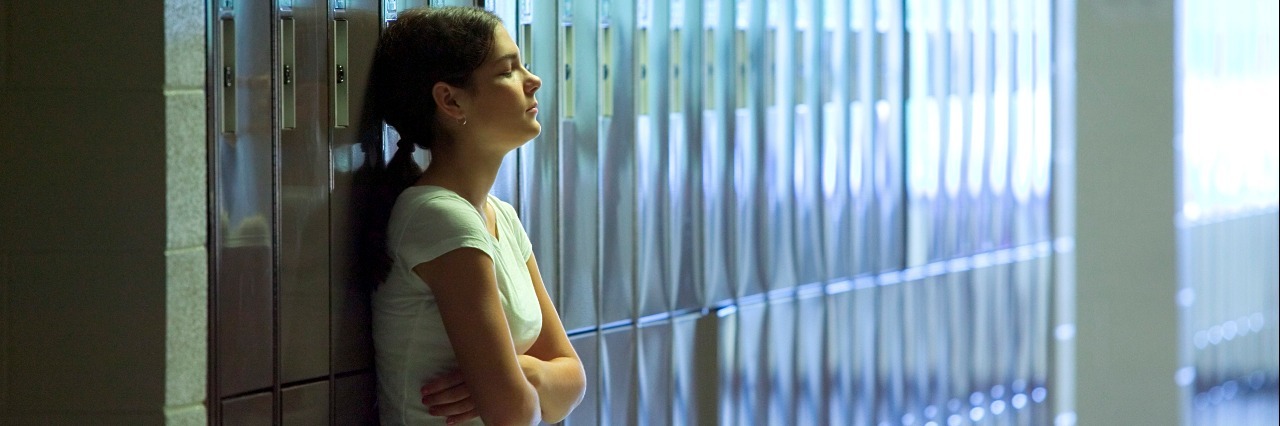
[371, 6, 502, 162]
[357, 6, 503, 284]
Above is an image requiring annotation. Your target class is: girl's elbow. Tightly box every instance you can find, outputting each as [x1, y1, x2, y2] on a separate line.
[572, 361, 588, 400]
[483, 387, 541, 425]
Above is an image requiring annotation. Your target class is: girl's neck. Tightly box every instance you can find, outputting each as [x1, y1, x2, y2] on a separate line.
[416, 144, 507, 210]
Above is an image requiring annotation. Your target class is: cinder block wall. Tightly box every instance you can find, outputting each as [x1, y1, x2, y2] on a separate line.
[0, 1, 208, 424]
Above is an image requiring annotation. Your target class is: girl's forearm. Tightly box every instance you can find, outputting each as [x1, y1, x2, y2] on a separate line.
[519, 354, 587, 423]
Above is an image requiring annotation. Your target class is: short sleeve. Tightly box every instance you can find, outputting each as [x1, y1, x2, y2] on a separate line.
[388, 193, 494, 270]
[495, 198, 534, 261]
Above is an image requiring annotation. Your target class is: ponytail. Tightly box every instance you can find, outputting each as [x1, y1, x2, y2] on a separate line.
[387, 139, 424, 192]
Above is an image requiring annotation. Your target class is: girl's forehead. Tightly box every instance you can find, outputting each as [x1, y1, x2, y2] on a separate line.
[489, 25, 519, 57]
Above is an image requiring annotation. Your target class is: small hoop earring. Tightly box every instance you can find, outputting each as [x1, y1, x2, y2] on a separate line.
[458, 117, 467, 126]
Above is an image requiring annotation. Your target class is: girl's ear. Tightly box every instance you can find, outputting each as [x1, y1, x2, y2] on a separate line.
[432, 82, 467, 122]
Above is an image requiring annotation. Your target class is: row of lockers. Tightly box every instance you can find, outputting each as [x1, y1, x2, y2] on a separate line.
[1178, 0, 1280, 418]
[217, 252, 1056, 425]
[208, 0, 1058, 423]
[562, 253, 1053, 425]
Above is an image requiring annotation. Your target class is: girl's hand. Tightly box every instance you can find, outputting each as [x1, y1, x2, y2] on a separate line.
[421, 370, 478, 425]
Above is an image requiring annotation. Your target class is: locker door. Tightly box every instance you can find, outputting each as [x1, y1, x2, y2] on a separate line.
[700, 0, 733, 306]
[599, 0, 639, 326]
[872, 0, 906, 273]
[557, 0, 602, 333]
[212, 0, 276, 401]
[820, 0, 853, 282]
[732, 0, 767, 298]
[988, 0, 1014, 253]
[278, 0, 330, 386]
[763, 0, 798, 291]
[850, 0, 875, 277]
[667, 0, 702, 312]
[329, 0, 380, 379]
[792, 0, 825, 287]
[905, 0, 943, 267]
[635, 0, 671, 318]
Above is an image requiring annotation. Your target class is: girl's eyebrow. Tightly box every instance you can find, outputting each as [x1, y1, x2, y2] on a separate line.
[493, 52, 519, 64]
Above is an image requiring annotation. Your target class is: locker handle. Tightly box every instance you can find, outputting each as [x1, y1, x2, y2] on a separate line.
[220, 17, 236, 134]
[332, 19, 350, 128]
[280, 17, 296, 130]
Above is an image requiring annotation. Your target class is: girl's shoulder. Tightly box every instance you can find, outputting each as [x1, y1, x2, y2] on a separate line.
[485, 193, 521, 220]
[390, 186, 484, 231]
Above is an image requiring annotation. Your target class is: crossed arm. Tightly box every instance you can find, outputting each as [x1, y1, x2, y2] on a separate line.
[415, 251, 586, 425]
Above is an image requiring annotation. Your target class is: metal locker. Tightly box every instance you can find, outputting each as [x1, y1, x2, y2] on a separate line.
[872, 0, 906, 274]
[874, 278, 906, 424]
[765, 298, 798, 425]
[221, 391, 274, 425]
[826, 290, 854, 424]
[282, 381, 330, 425]
[947, 0, 976, 261]
[700, 0, 734, 307]
[601, 325, 638, 425]
[278, 0, 331, 385]
[1029, 0, 1054, 247]
[820, 0, 853, 283]
[850, 0, 875, 278]
[732, 301, 767, 425]
[904, 0, 944, 267]
[564, 332, 601, 425]
[851, 284, 880, 425]
[795, 289, 826, 425]
[212, 0, 276, 400]
[1010, 0, 1037, 249]
[920, 275, 953, 420]
[330, 0, 380, 378]
[635, 0, 672, 318]
[791, 0, 826, 288]
[966, 0, 993, 257]
[637, 320, 674, 424]
[671, 313, 704, 425]
[732, 0, 767, 298]
[558, 0, 602, 333]
[666, 0, 703, 313]
[966, 262, 995, 412]
[900, 274, 927, 422]
[988, 0, 1015, 253]
[763, 0, 799, 291]
[944, 266, 976, 421]
[939, 0, 968, 263]
[599, 0, 639, 326]
[1029, 253, 1053, 423]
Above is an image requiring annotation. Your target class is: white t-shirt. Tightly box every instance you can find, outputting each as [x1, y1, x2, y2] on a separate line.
[373, 186, 543, 425]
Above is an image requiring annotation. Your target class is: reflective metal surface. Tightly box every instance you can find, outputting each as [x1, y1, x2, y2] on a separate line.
[282, 381, 329, 425]
[209, 0, 382, 423]
[564, 332, 601, 425]
[602, 326, 637, 425]
[214, 0, 275, 398]
[221, 391, 273, 425]
[207, 0, 1065, 423]
[558, 0, 602, 332]
[278, 0, 330, 385]
[1178, 1, 1280, 421]
[638, 321, 673, 423]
